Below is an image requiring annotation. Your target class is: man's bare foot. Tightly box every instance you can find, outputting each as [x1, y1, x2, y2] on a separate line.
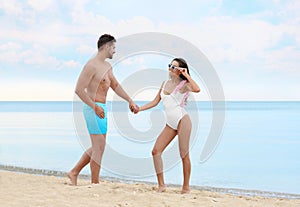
[181, 187, 190, 194]
[157, 185, 166, 193]
[67, 171, 78, 186]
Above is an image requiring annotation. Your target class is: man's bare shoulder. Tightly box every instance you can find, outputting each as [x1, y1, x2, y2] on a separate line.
[82, 59, 97, 73]
[85, 58, 97, 68]
[104, 61, 113, 71]
[87, 59, 111, 71]
[103, 61, 113, 75]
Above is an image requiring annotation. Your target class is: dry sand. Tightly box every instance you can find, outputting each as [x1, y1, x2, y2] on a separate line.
[1, 170, 299, 207]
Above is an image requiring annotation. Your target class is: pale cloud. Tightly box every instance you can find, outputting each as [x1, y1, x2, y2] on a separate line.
[1, 0, 300, 100]
[115, 16, 155, 36]
[0, 1, 37, 25]
[0, 80, 75, 101]
[0, 42, 22, 63]
[0, 24, 73, 47]
[120, 56, 146, 66]
[27, 0, 54, 12]
[0, 43, 80, 70]
[60, 60, 82, 69]
[285, 0, 300, 15]
[192, 17, 282, 60]
[262, 46, 300, 72]
[272, 0, 300, 24]
[0, 50, 21, 64]
[66, 1, 156, 37]
[0, 42, 22, 64]
[5, 44, 61, 70]
[0, 0, 23, 16]
[0, 42, 22, 51]
[157, 18, 287, 68]
[22, 48, 60, 68]
[67, 0, 115, 35]
[22, 54, 81, 71]
[2, 9, 299, 72]
[76, 45, 95, 55]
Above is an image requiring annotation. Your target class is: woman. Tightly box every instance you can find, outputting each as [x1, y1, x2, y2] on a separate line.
[136, 58, 200, 193]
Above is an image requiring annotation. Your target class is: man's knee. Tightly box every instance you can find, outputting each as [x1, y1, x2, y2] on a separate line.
[92, 145, 105, 154]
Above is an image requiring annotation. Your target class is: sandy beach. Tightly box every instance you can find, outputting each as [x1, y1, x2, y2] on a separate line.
[1, 170, 299, 207]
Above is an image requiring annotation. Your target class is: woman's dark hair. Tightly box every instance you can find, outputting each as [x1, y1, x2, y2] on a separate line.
[97, 34, 116, 49]
[172, 58, 190, 81]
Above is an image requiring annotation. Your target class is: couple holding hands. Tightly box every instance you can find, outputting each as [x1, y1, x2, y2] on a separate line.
[68, 34, 200, 194]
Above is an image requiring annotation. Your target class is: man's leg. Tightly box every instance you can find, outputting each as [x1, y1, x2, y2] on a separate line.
[90, 134, 106, 184]
[67, 148, 92, 185]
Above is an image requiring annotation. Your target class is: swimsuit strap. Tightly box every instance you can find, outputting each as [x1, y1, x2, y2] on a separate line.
[174, 80, 187, 94]
[180, 91, 190, 107]
[161, 81, 168, 94]
[174, 80, 189, 107]
[162, 81, 168, 89]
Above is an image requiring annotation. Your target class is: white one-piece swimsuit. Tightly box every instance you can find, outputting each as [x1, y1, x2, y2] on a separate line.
[160, 80, 190, 130]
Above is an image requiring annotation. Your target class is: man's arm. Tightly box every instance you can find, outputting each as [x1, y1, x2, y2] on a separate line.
[109, 69, 132, 101]
[109, 69, 138, 112]
[75, 64, 97, 109]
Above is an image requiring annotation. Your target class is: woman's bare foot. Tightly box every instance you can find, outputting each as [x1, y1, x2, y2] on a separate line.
[157, 185, 166, 193]
[181, 187, 190, 194]
[67, 171, 78, 186]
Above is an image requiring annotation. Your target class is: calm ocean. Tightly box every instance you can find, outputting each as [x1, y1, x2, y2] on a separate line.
[0, 101, 300, 197]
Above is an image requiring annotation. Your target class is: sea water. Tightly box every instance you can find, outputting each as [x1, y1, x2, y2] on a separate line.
[0, 101, 300, 197]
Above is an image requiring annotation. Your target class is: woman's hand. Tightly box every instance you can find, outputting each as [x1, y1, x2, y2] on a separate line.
[177, 67, 189, 78]
[176, 67, 201, 93]
[129, 101, 139, 114]
[134, 105, 140, 114]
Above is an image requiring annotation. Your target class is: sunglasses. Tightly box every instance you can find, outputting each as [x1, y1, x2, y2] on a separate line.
[168, 64, 178, 70]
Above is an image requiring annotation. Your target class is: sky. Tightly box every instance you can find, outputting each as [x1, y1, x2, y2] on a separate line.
[0, 0, 299, 101]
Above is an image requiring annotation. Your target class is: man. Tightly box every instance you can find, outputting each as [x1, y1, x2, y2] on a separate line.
[68, 34, 137, 185]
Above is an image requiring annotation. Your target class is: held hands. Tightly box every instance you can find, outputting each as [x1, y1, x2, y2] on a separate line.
[129, 100, 139, 114]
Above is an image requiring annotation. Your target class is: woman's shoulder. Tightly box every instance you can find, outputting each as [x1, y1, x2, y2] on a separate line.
[181, 82, 191, 93]
[161, 80, 169, 87]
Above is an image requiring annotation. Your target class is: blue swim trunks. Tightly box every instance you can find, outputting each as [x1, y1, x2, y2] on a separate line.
[83, 102, 107, 135]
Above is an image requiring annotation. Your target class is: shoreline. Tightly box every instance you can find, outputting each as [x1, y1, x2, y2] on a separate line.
[1, 164, 300, 200]
[2, 170, 300, 207]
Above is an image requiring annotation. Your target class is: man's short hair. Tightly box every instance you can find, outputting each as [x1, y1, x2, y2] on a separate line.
[97, 34, 116, 49]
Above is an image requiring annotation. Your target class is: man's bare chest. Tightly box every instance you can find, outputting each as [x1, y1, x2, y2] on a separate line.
[94, 72, 110, 87]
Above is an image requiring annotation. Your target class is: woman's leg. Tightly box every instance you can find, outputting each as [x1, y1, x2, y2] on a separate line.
[152, 125, 177, 192]
[177, 115, 192, 194]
